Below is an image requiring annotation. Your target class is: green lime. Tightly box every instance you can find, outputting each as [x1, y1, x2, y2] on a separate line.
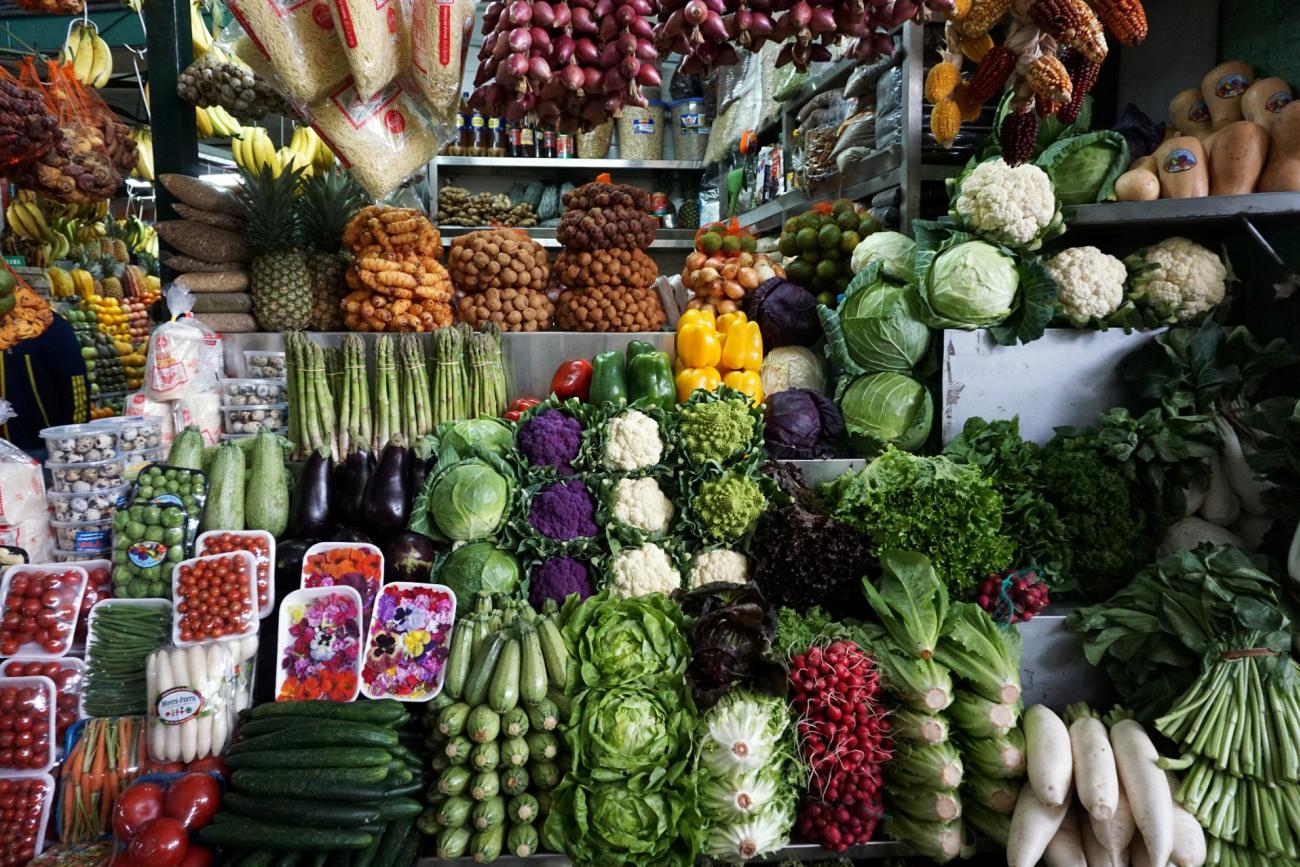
[802, 249, 821, 265]
[112, 565, 132, 585]
[699, 232, 723, 253]
[113, 511, 129, 531]
[785, 259, 815, 287]
[816, 291, 836, 306]
[148, 581, 166, 598]
[168, 545, 185, 563]
[811, 274, 831, 292]
[126, 521, 146, 539]
[815, 258, 841, 281]
[859, 213, 883, 236]
[817, 224, 842, 249]
[143, 505, 161, 525]
[162, 508, 184, 528]
[720, 234, 742, 254]
[163, 527, 185, 546]
[832, 198, 855, 216]
[740, 234, 757, 253]
[840, 230, 861, 255]
[795, 227, 818, 251]
[783, 217, 801, 234]
[779, 233, 800, 257]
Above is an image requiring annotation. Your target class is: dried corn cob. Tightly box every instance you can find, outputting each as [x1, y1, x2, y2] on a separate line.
[1088, 0, 1148, 45]
[1059, 51, 1101, 123]
[954, 84, 984, 121]
[1035, 93, 1066, 118]
[964, 0, 1013, 37]
[931, 98, 962, 148]
[999, 108, 1039, 165]
[1027, 54, 1073, 104]
[961, 32, 995, 62]
[950, 0, 973, 21]
[1031, 0, 1109, 63]
[925, 62, 962, 102]
[966, 45, 1017, 103]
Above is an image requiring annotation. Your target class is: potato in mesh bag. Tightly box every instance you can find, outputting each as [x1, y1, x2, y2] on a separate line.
[329, 0, 409, 100]
[409, 0, 473, 135]
[227, 0, 351, 105]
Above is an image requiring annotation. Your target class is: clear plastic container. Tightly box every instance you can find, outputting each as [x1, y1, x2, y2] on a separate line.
[124, 448, 163, 481]
[53, 558, 111, 651]
[0, 676, 57, 774]
[46, 457, 127, 494]
[301, 542, 384, 624]
[0, 772, 55, 860]
[222, 634, 259, 714]
[45, 486, 125, 523]
[197, 530, 275, 619]
[243, 351, 286, 379]
[171, 551, 258, 646]
[40, 422, 119, 464]
[1, 659, 83, 751]
[145, 643, 236, 763]
[52, 547, 109, 563]
[0, 564, 88, 658]
[671, 97, 710, 161]
[82, 599, 171, 719]
[221, 404, 288, 436]
[220, 378, 288, 406]
[276, 585, 364, 703]
[618, 100, 666, 160]
[50, 519, 113, 553]
[577, 121, 613, 158]
[112, 417, 164, 453]
[360, 582, 456, 702]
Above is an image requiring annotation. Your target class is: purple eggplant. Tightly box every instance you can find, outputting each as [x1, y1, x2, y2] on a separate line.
[405, 443, 436, 515]
[338, 447, 374, 519]
[291, 448, 334, 538]
[384, 530, 438, 583]
[362, 436, 409, 539]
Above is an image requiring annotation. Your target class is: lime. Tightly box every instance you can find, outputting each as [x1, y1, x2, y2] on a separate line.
[802, 249, 821, 265]
[126, 521, 146, 539]
[720, 234, 742, 254]
[815, 258, 841, 281]
[816, 291, 836, 306]
[699, 232, 723, 253]
[144, 525, 164, 543]
[164, 527, 185, 546]
[783, 217, 801, 234]
[817, 224, 842, 249]
[740, 234, 757, 253]
[840, 230, 862, 255]
[167, 545, 185, 563]
[832, 198, 855, 216]
[837, 208, 860, 231]
[859, 213, 883, 236]
[785, 259, 815, 287]
[795, 227, 818, 251]
[147, 581, 166, 598]
[811, 274, 831, 292]
[779, 232, 799, 257]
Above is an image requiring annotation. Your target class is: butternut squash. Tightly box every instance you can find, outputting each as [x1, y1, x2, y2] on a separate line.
[1201, 61, 1255, 130]
[1208, 121, 1269, 195]
[1115, 156, 1160, 202]
[1153, 136, 1209, 198]
[1257, 100, 1300, 193]
[1242, 77, 1294, 135]
[1169, 88, 1215, 141]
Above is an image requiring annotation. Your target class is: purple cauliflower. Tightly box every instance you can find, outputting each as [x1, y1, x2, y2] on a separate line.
[517, 409, 584, 474]
[528, 556, 594, 609]
[528, 479, 598, 540]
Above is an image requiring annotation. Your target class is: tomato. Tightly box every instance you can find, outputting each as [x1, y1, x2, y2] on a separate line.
[163, 774, 221, 830]
[185, 756, 229, 778]
[113, 782, 165, 840]
[177, 846, 214, 867]
[129, 817, 189, 867]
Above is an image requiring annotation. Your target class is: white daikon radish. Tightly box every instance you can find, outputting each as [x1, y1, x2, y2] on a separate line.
[1045, 807, 1088, 867]
[1090, 784, 1136, 857]
[1026, 705, 1073, 807]
[1129, 834, 1151, 867]
[1181, 479, 1207, 517]
[156, 649, 181, 762]
[1067, 704, 1118, 821]
[1216, 417, 1268, 516]
[1008, 782, 1071, 867]
[179, 648, 199, 763]
[1080, 811, 1127, 867]
[208, 641, 232, 755]
[1166, 773, 1207, 867]
[1201, 454, 1241, 527]
[146, 651, 165, 760]
[189, 644, 211, 760]
[1110, 719, 1173, 867]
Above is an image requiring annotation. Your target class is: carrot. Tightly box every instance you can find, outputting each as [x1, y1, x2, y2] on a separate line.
[88, 722, 109, 792]
[81, 720, 98, 776]
[117, 717, 130, 770]
[60, 782, 75, 839]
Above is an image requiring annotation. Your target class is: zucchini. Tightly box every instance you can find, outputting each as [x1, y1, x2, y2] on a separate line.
[227, 748, 392, 770]
[488, 636, 521, 713]
[474, 593, 494, 616]
[530, 761, 560, 790]
[501, 766, 529, 797]
[466, 705, 500, 744]
[437, 796, 473, 829]
[365, 798, 422, 822]
[469, 771, 499, 802]
[200, 816, 373, 851]
[167, 426, 205, 470]
[526, 698, 559, 732]
[519, 625, 548, 705]
[436, 766, 471, 797]
[536, 615, 571, 691]
[526, 731, 559, 763]
[472, 796, 505, 831]
[444, 735, 472, 765]
[469, 615, 491, 661]
[416, 807, 440, 837]
[501, 736, 529, 768]
[507, 822, 539, 858]
[501, 706, 529, 738]
[247, 429, 289, 536]
[469, 741, 499, 772]
[507, 794, 539, 824]
[471, 825, 504, 863]
[230, 766, 389, 798]
[444, 624, 474, 700]
[515, 603, 537, 624]
[222, 792, 382, 829]
[229, 724, 398, 754]
[437, 826, 472, 859]
[546, 687, 571, 720]
[250, 699, 407, 725]
[464, 633, 505, 707]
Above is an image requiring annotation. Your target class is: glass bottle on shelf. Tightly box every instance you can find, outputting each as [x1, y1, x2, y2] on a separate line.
[518, 118, 537, 158]
[487, 114, 506, 157]
[455, 92, 474, 156]
[469, 105, 486, 156]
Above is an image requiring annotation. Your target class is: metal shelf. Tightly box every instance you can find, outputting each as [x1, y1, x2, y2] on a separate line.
[436, 156, 706, 172]
[737, 145, 906, 231]
[418, 841, 913, 866]
[437, 226, 698, 250]
[1065, 192, 1300, 227]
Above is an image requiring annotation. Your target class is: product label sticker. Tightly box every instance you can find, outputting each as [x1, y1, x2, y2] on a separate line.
[1162, 148, 1198, 174]
[334, 0, 358, 47]
[262, 0, 314, 18]
[632, 117, 656, 135]
[127, 541, 168, 569]
[678, 112, 710, 134]
[1215, 73, 1249, 99]
[436, 0, 453, 66]
[156, 687, 204, 725]
[1267, 91, 1293, 113]
[311, 1, 334, 29]
[1187, 99, 1211, 123]
[330, 80, 401, 131]
[147, 493, 184, 508]
[72, 529, 110, 551]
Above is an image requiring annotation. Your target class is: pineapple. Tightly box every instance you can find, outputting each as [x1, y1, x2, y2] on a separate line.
[297, 168, 367, 331]
[98, 256, 125, 299]
[240, 164, 312, 332]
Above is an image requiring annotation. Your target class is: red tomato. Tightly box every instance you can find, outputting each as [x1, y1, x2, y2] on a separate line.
[113, 782, 165, 840]
[185, 756, 229, 778]
[163, 773, 221, 830]
[177, 846, 214, 867]
[129, 817, 190, 867]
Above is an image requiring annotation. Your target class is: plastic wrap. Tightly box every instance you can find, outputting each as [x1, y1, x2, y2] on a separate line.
[57, 717, 148, 842]
[330, 0, 408, 100]
[175, 392, 224, 447]
[845, 53, 896, 101]
[145, 643, 236, 763]
[409, 0, 474, 139]
[107, 772, 220, 865]
[875, 64, 903, 150]
[704, 55, 766, 164]
[225, 0, 351, 106]
[698, 177, 721, 226]
[0, 402, 46, 528]
[123, 393, 177, 449]
[145, 287, 221, 402]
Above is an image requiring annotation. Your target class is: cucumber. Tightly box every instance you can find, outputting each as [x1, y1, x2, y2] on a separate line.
[472, 796, 505, 831]
[469, 741, 499, 773]
[436, 766, 471, 797]
[530, 761, 560, 790]
[222, 792, 383, 829]
[444, 624, 474, 700]
[466, 705, 500, 744]
[350, 826, 385, 867]
[200, 816, 373, 851]
[471, 825, 504, 863]
[464, 633, 505, 707]
[507, 822, 539, 858]
[392, 820, 421, 867]
[230, 766, 389, 798]
[488, 636, 521, 713]
[383, 761, 412, 784]
[501, 706, 529, 738]
[227, 748, 392, 770]
[369, 817, 410, 867]
[386, 743, 421, 767]
[526, 732, 559, 763]
[501, 766, 529, 797]
[444, 735, 472, 765]
[367, 798, 421, 823]
[250, 700, 406, 725]
[238, 716, 327, 738]
[200, 442, 246, 533]
[246, 429, 289, 536]
[536, 615, 571, 691]
[230, 724, 398, 754]
[238, 853, 275, 867]
[436, 826, 472, 859]
[501, 736, 529, 768]
[437, 796, 473, 829]
[525, 698, 559, 732]
[167, 426, 205, 470]
[508, 793, 539, 824]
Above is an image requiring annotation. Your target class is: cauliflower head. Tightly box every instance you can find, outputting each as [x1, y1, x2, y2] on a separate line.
[608, 542, 681, 598]
[953, 159, 1061, 250]
[1125, 236, 1227, 322]
[603, 409, 663, 471]
[1045, 246, 1128, 325]
[611, 476, 674, 534]
[689, 549, 749, 588]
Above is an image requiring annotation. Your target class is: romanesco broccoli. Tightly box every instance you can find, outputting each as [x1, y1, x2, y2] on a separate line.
[693, 473, 767, 542]
[679, 397, 757, 465]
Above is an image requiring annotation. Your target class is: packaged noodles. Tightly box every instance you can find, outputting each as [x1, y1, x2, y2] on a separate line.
[227, 0, 351, 105]
[330, 0, 409, 99]
[408, 0, 473, 134]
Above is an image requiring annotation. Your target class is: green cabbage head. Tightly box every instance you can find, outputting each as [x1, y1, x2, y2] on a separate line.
[428, 458, 510, 541]
[850, 231, 916, 283]
[839, 371, 933, 455]
[924, 240, 1018, 327]
[439, 541, 521, 598]
[842, 278, 931, 372]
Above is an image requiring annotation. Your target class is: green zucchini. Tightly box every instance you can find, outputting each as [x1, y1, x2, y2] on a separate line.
[471, 825, 504, 863]
[501, 736, 529, 768]
[469, 770, 499, 802]
[227, 748, 392, 770]
[507, 822, 539, 858]
[474, 593, 494, 616]
[249, 699, 406, 725]
[416, 806, 440, 837]
[444, 624, 474, 700]
[436, 766, 471, 797]
[229, 723, 399, 754]
[466, 705, 500, 744]
[472, 796, 505, 831]
[546, 687, 571, 720]
[526, 731, 559, 763]
[501, 706, 529, 738]
[199, 443, 244, 533]
[507, 794, 539, 824]
[200, 816, 373, 851]
[230, 766, 389, 798]
[436, 826, 472, 859]
[525, 698, 559, 732]
[501, 766, 529, 797]
[464, 633, 505, 707]
[222, 792, 382, 829]
[437, 796, 473, 829]
[530, 761, 560, 790]
[488, 636, 521, 713]
[167, 426, 205, 470]
[246, 430, 289, 536]
[469, 615, 491, 661]
[443, 735, 472, 765]
[519, 625, 548, 705]
[469, 741, 499, 773]
[365, 798, 422, 822]
[536, 615, 571, 691]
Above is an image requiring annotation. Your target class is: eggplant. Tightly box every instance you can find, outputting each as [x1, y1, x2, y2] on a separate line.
[274, 537, 317, 596]
[384, 530, 438, 583]
[362, 436, 409, 540]
[332, 526, 374, 545]
[291, 448, 334, 538]
[405, 445, 435, 515]
[338, 448, 374, 519]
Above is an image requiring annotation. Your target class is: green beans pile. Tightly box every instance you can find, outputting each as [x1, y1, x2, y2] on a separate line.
[83, 603, 171, 717]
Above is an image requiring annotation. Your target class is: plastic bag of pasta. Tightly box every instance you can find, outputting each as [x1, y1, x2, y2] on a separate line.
[330, 0, 409, 99]
[224, 0, 351, 106]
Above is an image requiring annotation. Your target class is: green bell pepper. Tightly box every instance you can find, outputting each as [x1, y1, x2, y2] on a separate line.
[589, 351, 627, 406]
[627, 351, 675, 413]
[625, 339, 658, 363]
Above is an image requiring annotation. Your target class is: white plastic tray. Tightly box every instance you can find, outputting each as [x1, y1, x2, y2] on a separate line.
[0, 771, 55, 859]
[0, 676, 57, 775]
[359, 582, 456, 703]
[1, 658, 84, 756]
[301, 542, 384, 624]
[197, 530, 276, 619]
[275, 585, 364, 704]
[82, 598, 172, 719]
[0, 564, 88, 658]
[170, 551, 258, 646]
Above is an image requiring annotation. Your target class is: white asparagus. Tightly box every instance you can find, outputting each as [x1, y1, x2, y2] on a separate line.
[1110, 719, 1174, 867]
[1166, 773, 1207, 867]
[1091, 783, 1137, 857]
[145, 651, 165, 760]
[1080, 810, 1128, 867]
[1027, 705, 1074, 807]
[1008, 782, 1071, 867]
[190, 644, 210, 760]
[1045, 807, 1088, 867]
[1071, 713, 1119, 821]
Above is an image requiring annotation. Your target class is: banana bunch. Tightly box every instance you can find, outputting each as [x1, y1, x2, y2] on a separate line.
[196, 104, 241, 138]
[191, 0, 213, 58]
[286, 125, 329, 176]
[6, 200, 53, 244]
[232, 125, 328, 179]
[232, 126, 280, 176]
[130, 128, 154, 181]
[120, 218, 158, 257]
[59, 21, 113, 88]
[47, 267, 76, 299]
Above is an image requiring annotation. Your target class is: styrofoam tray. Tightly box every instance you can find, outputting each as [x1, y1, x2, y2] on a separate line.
[170, 551, 258, 646]
[196, 530, 275, 619]
[0, 676, 57, 775]
[275, 585, 363, 703]
[0, 564, 88, 658]
[359, 582, 456, 703]
[301, 542, 384, 623]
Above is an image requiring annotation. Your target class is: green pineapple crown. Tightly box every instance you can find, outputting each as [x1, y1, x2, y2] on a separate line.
[239, 164, 306, 255]
[298, 167, 368, 254]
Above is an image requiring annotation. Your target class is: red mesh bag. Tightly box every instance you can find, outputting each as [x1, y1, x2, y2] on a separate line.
[0, 64, 57, 169]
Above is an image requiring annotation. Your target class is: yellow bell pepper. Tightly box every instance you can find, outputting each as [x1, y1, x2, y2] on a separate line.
[676, 367, 721, 402]
[675, 320, 722, 369]
[723, 370, 764, 405]
[719, 320, 763, 372]
[678, 308, 716, 330]
[716, 310, 747, 335]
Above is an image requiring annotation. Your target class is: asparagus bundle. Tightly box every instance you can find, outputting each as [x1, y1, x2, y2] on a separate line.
[373, 335, 401, 450]
[324, 346, 343, 406]
[399, 334, 433, 441]
[467, 323, 508, 419]
[431, 325, 467, 427]
[336, 334, 372, 457]
[287, 332, 339, 461]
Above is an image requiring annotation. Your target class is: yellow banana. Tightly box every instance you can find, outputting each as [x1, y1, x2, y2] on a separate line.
[191, 0, 213, 57]
[90, 32, 113, 88]
[72, 25, 96, 84]
[231, 133, 247, 170]
[195, 106, 213, 138]
[5, 203, 35, 240]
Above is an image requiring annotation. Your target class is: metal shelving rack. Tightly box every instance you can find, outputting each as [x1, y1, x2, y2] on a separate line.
[438, 225, 698, 250]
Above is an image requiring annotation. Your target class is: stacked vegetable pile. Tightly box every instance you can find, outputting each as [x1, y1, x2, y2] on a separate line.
[438, 187, 539, 228]
[777, 200, 883, 303]
[341, 205, 453, 333]
[675, 308, 766, 405]
[449, 229, 555, 332]
[554, 182, 667, 333]
[420, 592, 574, 860]
[681, 221, 783, 316]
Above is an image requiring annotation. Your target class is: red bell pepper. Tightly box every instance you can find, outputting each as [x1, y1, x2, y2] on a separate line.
[503, 397, 541, 422]
[550, 359, 594, 402]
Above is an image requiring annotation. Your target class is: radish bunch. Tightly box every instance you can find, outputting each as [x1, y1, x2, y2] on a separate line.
[789, 641, 893, 851]
[976, 568, 1050, 625]
[472, 0, 661, 131]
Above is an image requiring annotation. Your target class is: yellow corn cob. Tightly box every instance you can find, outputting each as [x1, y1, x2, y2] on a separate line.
[1032, 0, 1109, 64]
[964, 0, 1013, 37]
[961, 32, 995, 63]
[930, 98, 962, 148]
[1027, 54, 1073, 104]
[1088, 0, 1148, 45]
[925, 62, 962, 103]
[953, 84, 984, 121]
[949, 0, 973, 21]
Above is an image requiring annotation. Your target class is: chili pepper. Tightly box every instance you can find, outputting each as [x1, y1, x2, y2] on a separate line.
[625, 339, 658, 363]
[676, 320, 722, 369]
[723, 370, 764, 405]
[550, 359, 593, 402]
[627, 351, 676, 412]
[503, 397, 541, 422]
[719, 319, 763, 372]
[675, 366, 722, 403]
[589, 351, 628, 406]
